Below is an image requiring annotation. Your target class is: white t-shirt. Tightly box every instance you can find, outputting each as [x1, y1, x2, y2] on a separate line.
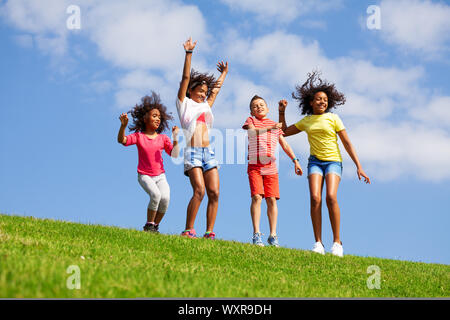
[176, 97, 214, 143]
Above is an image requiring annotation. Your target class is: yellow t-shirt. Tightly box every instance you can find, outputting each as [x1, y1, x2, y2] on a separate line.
[295, 113, 345, 162]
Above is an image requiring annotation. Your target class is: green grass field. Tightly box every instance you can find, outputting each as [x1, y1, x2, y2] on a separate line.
[0, 214, 448, 298]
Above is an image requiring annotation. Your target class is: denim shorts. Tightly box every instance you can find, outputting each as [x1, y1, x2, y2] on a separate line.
[184, 146, 219, 176]
[307, 155, 342, 178]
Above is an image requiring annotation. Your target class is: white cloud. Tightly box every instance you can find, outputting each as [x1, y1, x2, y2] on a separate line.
[0, 0, 211, 108]
[115, 70, 176, 110]
[220, 0, 342, 22]
[345, 122, 450, 181]
[379, 0, 450, 56]
[1, 0, 69, 55]
[224, 30, 424, 105]
[410, 96, 450, 128]
[212, 73, 274, 128]
[84, 1, 209, 71]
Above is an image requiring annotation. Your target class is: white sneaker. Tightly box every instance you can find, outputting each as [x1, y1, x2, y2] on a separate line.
[331, 242, 344, 257]
[312, 241, 325, 255]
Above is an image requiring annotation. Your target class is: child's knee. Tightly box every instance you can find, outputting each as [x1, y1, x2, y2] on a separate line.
[206, 188, 220, 201]
[326, 194, 338, 206]
[310, 194, 321, 206]
[160, 194, 170, 207]
[251, 194, 263, 203]
[265, 197, 277, 206]
[151, 190, 162, 203]
[193, 187, 205, 200]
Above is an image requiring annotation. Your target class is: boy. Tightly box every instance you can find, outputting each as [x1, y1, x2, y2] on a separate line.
[242, 95, 303, 247]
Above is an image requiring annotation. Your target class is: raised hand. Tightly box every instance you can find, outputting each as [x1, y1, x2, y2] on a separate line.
[216, 61, 228, 74]
[183, 37, 197, 52]
[172, 125, 179, 136]
[278, 99, 287, 113]
[119, 113, 128, 127]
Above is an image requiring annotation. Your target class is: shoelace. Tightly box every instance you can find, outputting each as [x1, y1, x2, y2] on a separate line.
[252, 232, 264, 239]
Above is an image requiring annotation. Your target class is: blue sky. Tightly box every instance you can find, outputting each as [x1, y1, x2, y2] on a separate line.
[1, 0, 449, 265]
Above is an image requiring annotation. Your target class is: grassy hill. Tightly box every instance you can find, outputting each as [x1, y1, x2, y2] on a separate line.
[0, 214, 448, 298]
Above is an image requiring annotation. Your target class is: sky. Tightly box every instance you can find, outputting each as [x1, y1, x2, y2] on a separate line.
[0, 0, 449, 265]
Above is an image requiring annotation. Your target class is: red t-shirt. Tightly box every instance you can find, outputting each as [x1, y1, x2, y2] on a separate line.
[242, 116, 283, 174]
[124, 132, 173, 176]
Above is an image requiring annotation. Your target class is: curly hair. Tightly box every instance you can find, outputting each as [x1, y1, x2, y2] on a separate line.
[186, 69, 218, 98]
[292, 70, 346, 115]
[127, 91, 173, 134]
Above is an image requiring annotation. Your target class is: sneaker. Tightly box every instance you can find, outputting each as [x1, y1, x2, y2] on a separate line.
[331, 242, 344, 257]
[267, 235, 280, 247]
[180, 229, 196, 238]
[203, 232, 216, 240]
[252, 232, 264, 246]
[143, 222, 159, 233]
[312, 241, 325, 255]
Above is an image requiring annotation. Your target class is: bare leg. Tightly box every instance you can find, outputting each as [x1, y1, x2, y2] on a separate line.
[251, 194, 263, 234]
[325, 173, 341, 244]
[203, 168, 220, 233]
[185, 168, 205, 230]
[308, 174, 324, 243]
[154, 211, 165, 225]
[265, 197, 278, 236]
[147, 209, 157, 223]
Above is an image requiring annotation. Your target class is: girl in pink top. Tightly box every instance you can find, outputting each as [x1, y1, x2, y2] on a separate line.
[118, 92, 180, 233]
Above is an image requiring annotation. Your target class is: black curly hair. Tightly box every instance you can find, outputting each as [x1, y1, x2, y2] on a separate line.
[292, 70, 346, 115]
[186, 69, 218, 98]
[127, 91, 173, 134]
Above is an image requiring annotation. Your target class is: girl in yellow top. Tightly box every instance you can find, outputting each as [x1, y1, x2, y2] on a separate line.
[279, 71, 370, 257]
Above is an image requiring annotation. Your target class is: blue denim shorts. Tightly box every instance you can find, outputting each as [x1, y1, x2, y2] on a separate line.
[184, 146, 219, 176]
[307, 155, 342, 178]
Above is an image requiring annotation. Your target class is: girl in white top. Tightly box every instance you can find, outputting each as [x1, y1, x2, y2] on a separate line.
[177, 37, 228, 239]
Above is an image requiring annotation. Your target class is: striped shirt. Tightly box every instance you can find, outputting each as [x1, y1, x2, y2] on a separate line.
[242, 116, 283, 175]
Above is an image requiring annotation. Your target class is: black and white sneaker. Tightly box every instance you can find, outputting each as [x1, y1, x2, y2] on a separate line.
[143, 222, 159, 233]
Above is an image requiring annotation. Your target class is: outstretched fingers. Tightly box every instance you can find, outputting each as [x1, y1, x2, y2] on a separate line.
[216, 61, 228, 73]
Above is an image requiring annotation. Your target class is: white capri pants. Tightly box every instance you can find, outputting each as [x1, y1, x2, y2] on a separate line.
[138, 173, 170, 213]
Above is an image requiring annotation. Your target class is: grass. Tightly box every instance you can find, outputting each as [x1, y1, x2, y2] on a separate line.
[0, 214, 448, 298]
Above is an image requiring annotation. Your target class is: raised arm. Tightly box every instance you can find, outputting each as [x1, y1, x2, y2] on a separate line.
[117, 113, 128, 145]
[206, 61, 228, 107]
[178, 37, 197, 102]
[337, 129, 371, 184]
[278, 99, 301, 137]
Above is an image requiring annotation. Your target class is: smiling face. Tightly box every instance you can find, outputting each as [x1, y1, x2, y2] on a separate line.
[144, 108, 161, 131]
[189, 84, 208, 103]
[310, 91, 328, 115]
[250, 98, 269, 119]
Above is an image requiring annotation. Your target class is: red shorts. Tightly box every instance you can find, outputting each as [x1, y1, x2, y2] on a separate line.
[247, 165, 280, 200]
